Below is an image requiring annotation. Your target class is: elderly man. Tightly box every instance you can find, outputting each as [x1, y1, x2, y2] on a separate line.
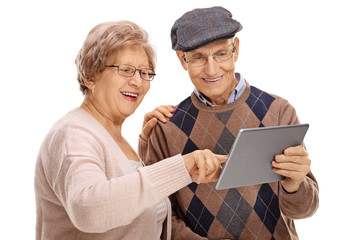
[142, 6, 319, 240]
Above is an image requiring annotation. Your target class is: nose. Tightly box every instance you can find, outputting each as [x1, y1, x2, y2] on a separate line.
[204, 55, 219, 75]
[128, 70, 143, 88]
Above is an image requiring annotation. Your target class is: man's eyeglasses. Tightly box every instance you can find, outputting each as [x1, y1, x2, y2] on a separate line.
[183, 48, 235, 67]
[105, 64, 156, 81]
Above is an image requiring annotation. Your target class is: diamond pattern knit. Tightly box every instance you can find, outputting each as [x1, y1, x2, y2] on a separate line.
[145, 81, 319, 240]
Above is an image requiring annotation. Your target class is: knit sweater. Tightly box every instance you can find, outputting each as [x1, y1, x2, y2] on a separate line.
[142, 81, 319, 240]
[34, 108, 192, 240]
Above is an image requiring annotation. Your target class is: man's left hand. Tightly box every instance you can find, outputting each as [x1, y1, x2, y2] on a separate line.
[272, 145, 311, 193]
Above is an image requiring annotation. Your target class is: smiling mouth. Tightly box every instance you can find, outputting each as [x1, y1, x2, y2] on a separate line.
[203, 75, 223, 82]
[121, 91, 138, 98]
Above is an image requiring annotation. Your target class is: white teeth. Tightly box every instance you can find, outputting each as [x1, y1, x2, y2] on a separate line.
[122, 92, 138, 98]
[204, 76, 222, 82]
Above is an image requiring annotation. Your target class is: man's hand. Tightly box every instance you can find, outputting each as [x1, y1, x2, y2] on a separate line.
[272, 145, 311, 193]
[140, 105, 175, 142]
[182, 149, 227, 184]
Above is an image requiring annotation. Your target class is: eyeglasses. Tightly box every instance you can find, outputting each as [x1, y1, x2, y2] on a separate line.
[183, 48, 235, 67]
[105, 64, 156, 81]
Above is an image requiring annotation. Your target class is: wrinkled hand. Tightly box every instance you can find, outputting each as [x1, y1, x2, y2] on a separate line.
[140, 105, 175, 142]
[182, 149, 227, 184]
[272, 145, 311, 193]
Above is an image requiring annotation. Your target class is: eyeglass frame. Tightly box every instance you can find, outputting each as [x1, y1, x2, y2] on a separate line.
[104, 64, 156, 81]
[182, 45, 236, 67]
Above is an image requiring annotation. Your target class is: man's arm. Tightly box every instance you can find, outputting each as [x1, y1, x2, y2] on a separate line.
[279, 171, 319, 219]
[275, 99, 319, 218]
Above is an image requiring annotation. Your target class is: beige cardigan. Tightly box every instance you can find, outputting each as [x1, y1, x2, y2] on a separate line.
[34, 108, 192, 240]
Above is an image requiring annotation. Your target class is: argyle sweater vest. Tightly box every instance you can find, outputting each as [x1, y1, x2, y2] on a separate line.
[144, 82, 319, 240]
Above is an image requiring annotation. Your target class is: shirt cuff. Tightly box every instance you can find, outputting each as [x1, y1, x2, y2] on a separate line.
[280, 183, 297, 195]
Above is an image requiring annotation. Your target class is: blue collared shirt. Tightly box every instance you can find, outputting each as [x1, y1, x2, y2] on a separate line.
[193, 72, 245, 106]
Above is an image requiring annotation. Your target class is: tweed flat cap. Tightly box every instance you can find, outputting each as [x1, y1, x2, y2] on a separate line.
[171, 6, 242, 52]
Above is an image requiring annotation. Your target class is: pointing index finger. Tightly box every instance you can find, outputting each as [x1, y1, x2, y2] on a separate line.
[214, 154, 228, 164]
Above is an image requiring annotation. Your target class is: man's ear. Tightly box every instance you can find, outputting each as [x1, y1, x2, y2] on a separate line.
[83, 78, 95, 90]
[176, 51, 188, 71]
[233, 37, 240, 62]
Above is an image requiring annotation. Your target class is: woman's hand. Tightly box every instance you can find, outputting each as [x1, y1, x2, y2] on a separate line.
[140, 105, 175, 142]
[182, 149, 227, 184]
[272, 145, 311, 193]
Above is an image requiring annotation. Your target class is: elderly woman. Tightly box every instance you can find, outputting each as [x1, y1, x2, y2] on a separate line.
[34, 20, 225, 240]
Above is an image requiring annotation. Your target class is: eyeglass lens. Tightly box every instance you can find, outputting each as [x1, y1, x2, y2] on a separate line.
[186, 49, 234, 67]
[117, 64, 155, 81]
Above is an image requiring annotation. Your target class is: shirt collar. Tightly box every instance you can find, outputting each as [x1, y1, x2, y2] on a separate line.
[193, 72, 245, 107]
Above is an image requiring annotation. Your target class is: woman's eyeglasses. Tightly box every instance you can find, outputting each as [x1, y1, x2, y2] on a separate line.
[105, 64, 156, 81]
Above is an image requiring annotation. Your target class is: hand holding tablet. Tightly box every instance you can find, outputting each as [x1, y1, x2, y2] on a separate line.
[272, 144, 311, 193]
[215, 124, 309, 190]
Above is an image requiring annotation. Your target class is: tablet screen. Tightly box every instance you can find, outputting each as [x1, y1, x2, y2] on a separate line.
[215, 124, 309, 190]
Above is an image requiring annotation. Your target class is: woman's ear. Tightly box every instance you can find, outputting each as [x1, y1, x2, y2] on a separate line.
[176, 51, 188, 71]
[83, 78, 95, 90]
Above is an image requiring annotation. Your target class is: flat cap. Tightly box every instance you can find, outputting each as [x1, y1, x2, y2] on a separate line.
[171, 6, 242, 52]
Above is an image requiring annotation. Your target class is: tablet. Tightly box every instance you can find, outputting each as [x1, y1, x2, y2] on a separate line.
[215, 124, 309, 190]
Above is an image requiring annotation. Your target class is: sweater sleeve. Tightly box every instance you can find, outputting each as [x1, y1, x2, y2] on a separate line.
[277, 98, 300, 126]
[279, 172, 319, 219]
[138, 135, 147, 161]
[143, 123, 207, 239]
[277, 98, 320, 218]
[47, 122, 191, 233]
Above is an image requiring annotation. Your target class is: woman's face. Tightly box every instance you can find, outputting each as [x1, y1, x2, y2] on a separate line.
[88, 45, 151, 121]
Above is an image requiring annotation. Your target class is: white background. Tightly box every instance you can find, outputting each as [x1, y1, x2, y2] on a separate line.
[1, 0, 359, 239]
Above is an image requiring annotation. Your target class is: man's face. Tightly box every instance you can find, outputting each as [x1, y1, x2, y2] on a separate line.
[177, 38, 240, 105]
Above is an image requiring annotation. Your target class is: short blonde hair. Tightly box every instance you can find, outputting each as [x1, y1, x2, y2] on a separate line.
[75, 20, 156, 94]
